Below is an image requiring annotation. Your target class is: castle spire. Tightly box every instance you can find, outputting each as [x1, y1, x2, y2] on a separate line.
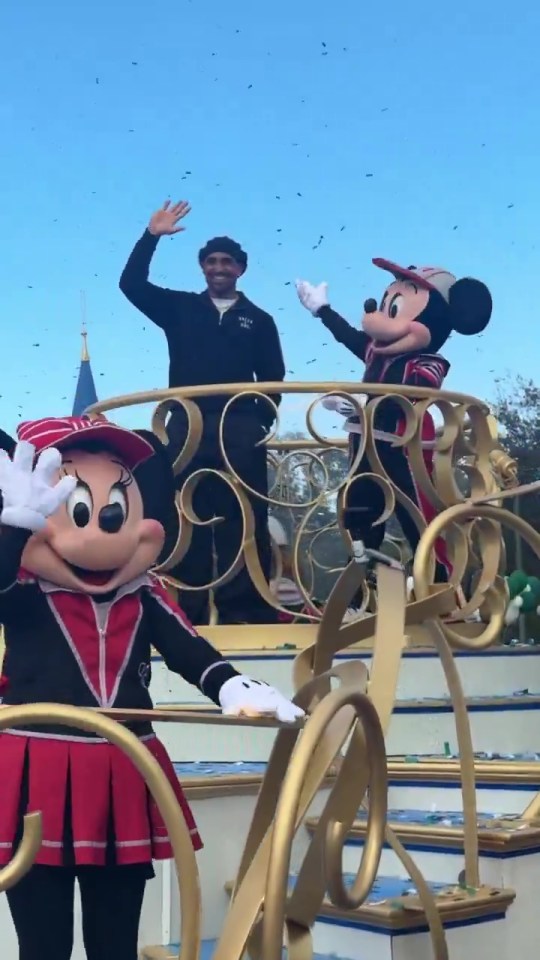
[72, 292, 99, 416]
[81, 328, 90, 362]
[80, 290, 90, 360]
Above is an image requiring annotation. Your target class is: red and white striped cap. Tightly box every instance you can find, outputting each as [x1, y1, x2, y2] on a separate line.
[17, 416, 154, 469]
[373, 258, 457, 303]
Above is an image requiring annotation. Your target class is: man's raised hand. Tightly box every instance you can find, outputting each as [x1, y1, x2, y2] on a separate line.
[148, 200, 191, 237]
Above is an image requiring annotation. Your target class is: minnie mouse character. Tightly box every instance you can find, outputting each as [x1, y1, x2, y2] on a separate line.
[0, 415, 303, 960]
[296, 260, 492, 587]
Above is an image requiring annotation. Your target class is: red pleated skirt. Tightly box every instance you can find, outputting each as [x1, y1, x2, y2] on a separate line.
[0, 731, 202, 867]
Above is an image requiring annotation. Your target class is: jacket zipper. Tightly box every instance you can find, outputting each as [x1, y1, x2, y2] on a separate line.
[92, 600, 112, 706]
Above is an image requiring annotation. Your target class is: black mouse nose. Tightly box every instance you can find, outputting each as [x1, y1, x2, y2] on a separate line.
[98, 503, 125, 534]
[364, 298, 378, 314]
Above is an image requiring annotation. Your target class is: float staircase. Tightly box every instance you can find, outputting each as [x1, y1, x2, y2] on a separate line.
[2, 634, 539, 959]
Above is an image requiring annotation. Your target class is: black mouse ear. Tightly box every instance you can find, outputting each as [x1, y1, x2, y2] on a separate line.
[132, 429, 180, 566]
[448, 278, 492, 336]
[0, 430, 16, 456]
[132, 430, 176, 517]
[133, 429, 170, 461]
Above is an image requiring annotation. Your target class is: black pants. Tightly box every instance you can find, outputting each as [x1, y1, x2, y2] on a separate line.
[6, 864, 146, 960]
[343, 435, 449, 584]
[166, 409, 277, 625]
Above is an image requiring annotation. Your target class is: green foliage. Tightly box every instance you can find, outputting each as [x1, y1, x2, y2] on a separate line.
[494, 376, 540, 638]
[495, 376, 540, 484]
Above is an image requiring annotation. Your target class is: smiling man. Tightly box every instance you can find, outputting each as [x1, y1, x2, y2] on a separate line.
[119, 200, 285, 626]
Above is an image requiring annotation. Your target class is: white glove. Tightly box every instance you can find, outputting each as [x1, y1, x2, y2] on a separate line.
[295, 279, 329, 316]
[218, 675, 305, 724]
[321, 396, 356, 418]
[0, 442, 77, 532]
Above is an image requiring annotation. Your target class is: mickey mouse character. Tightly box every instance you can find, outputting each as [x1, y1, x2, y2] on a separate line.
[296, 260, 492, 588]
[0, 415, 303, 960]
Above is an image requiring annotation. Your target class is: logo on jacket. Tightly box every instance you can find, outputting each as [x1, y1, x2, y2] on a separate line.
[237, 316, 253, 329]
[138, 662, 151, 689]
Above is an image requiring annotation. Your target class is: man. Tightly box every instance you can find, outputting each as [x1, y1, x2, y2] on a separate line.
[119, 199, 285, 625]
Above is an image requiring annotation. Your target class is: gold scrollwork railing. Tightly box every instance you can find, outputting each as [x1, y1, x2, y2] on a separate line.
[88, 380, 523, 633]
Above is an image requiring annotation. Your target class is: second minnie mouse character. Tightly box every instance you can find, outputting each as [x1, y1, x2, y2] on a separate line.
[0, 415, 303, 960]
[296, 260, 492, 588]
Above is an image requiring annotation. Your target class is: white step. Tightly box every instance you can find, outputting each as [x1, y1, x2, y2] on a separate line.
[152, 695, 540, 762]
[175, 756, 540, 817]
[144, 903, 509, 960]
[312, 902, 508, 960]
[387, 754, 540, 814]
[150, 646, 540, 705]
[158, 769, 516, 958]
[337, 808, 540, 881]
[166, 779, 333, 942]
[385, 695, 540, 756]
[332, 807, 540, 958]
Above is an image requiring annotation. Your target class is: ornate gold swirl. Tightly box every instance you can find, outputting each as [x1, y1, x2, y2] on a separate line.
[88, 381, 515, 619]
[0, 812, 42, 893]
[262, 686, 388, 960]
[213, 658, 387, 960]
[284, 564, 450, 960]
[151, 398, 204, 476]
[413, 491, 540, 650]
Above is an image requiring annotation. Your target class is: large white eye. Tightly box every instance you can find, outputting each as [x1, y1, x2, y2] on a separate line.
[108, 485, 128, 521]
[388, 294, 404, 319]
[66, 483, 93, 528]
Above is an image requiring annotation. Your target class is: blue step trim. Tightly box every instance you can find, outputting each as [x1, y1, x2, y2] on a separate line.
[356, 808, 503, 826]
[165, 944, 352, 960]
[344, 837, 540, 859]
[174, 761, 267, 778]
[390, 778, 540, 790]
[170, 761, 540, 790]
[289, 873, 450, 904]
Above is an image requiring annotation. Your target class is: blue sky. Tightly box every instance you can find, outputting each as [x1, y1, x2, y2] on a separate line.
[0, 0, 538, 438]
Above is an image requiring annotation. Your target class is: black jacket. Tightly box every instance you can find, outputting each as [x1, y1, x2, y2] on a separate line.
[119, 231, 286, 426]
[0, 527, 239, 739]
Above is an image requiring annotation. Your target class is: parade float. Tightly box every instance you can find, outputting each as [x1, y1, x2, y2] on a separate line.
[1, 364, 540, 960]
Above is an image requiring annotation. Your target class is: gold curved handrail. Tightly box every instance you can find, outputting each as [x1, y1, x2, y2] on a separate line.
[87, 380, 490, 414]
[285, 562, 450, 960]
[0, 705, 201, 960]
[0, 811, 42, 893]
[262, 685, 387, 960]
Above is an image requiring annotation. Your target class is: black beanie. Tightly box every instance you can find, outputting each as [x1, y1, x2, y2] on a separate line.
[198, 236, 248, 269]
